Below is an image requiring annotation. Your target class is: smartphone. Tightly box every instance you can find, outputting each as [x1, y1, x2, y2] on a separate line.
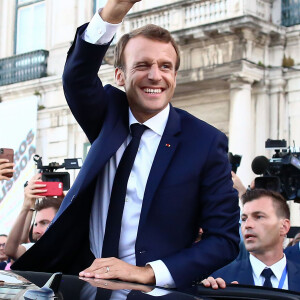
[0, 148, 14, 178]
[35, 181, 63, 196]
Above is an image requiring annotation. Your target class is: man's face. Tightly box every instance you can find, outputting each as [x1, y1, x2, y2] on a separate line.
[241, 196, 289, 255]
[32, 207, 56, 241]
[0, 236, 8, 262]
[115, 36, 177, 123]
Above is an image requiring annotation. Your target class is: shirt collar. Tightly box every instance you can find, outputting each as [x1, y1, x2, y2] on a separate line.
[249, 253, 287, 281]
[128, 104, 170, 136]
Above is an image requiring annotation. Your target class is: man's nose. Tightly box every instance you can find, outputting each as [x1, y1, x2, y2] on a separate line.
[244, 218, 254, 228]
[33, 225, 42, 234]
[148, 64, 162, 81]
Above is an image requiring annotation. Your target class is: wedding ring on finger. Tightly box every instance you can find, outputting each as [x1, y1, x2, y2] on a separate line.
[106, 266, 110, 273]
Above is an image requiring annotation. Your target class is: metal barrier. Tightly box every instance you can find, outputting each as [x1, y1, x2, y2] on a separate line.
[0, 50, 49, 86]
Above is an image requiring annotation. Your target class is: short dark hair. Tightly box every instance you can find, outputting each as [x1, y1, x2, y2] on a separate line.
[114, 24, 180, 71]
[241, 189, 290, 219]
[35, 196, 63, 213]
[0, 234, 7, 238]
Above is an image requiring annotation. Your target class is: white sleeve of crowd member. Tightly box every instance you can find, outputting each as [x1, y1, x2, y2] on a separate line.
[147, 260, 176, 288]
[21, 242, 35, 251]
[83, 9, 120, 45]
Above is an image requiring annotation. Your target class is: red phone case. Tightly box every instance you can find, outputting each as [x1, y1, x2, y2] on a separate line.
[0, 148, 14, 178]
[36, 181, 63, 196]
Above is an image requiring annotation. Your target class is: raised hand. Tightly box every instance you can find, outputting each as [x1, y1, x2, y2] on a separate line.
[23, 173, 47, 210]
[100, 0, 142, 24]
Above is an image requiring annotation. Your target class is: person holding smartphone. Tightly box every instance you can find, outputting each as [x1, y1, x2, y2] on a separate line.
[4, 174, 63, 260]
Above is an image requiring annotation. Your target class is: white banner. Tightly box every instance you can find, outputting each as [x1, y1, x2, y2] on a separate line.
[0, 97, 37, 234]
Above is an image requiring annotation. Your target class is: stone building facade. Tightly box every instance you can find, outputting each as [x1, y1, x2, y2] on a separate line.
[0, 0, 300, 228]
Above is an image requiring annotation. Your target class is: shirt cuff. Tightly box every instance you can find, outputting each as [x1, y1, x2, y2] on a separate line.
[147, 260, 176, 288]
[145, 288, 171, 297]
[83, 8, 120, 45]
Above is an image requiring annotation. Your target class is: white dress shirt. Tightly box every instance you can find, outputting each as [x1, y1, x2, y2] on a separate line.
[85, 12, 176, 286]
[249, 254, 288, 289]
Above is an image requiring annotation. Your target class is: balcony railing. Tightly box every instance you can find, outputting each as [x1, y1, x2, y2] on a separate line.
[118, 0, 274, 38]
[0, 50, 49, 87]
[282, 0, 300, 26]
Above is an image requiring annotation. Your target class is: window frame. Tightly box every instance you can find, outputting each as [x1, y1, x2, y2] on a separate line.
[14, 0, 45, 54]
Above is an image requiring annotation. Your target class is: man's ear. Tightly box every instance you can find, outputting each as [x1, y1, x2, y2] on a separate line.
[280, 219, 291, 236]
[115, 68, 125, 86]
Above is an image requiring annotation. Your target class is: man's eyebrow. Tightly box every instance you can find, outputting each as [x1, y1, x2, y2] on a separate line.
[242, 211, 266, 217]
[37, 219, 51, 223]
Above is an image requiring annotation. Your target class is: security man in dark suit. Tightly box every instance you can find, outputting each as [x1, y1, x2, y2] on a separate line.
[202, 189, 300, 292]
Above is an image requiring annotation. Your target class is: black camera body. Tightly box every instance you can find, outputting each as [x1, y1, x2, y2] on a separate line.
[228, 152, 242, 173]
[252, 139, 300, 202]
[34, 155, 82, 190]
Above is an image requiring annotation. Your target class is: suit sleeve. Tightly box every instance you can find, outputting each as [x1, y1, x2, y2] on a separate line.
[62, 24, 111, 143]
[162, 131, 240, 287]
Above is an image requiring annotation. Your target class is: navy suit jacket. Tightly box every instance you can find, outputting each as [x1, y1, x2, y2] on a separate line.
[211, 256, 300, 292]
[12, 24, 240, 287]
[285, 242, 300, 264]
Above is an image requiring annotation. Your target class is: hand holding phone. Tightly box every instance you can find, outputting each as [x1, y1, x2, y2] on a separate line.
[0, 148, 14, 180]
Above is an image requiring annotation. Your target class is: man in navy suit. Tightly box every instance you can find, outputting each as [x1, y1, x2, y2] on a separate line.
[12, 0, 239, 288]
[202, 189, 300, 292]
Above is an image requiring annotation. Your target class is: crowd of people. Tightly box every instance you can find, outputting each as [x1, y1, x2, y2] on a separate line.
[0, 163, 63, 270]
[0, 0, 299, 295]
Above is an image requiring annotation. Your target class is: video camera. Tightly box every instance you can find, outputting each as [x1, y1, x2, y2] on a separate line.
[251, 139, 300, 202]
[33, 154, 82, 190]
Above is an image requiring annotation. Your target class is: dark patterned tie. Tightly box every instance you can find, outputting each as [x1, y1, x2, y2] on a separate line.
[102, 123, 147, 258]
[261, 268, 274, 288]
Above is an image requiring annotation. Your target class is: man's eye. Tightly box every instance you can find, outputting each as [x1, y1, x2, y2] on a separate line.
[136, 64, 147, 69]
[161, 64, 171, 70]
[41, 221, 50, 226]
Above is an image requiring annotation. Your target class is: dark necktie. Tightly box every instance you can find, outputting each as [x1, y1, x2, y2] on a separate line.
[261, 268, 274, 288]
[101, 123, 147, 258]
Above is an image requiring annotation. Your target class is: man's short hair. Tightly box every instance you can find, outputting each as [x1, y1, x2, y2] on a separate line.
[114, 24, 180, 71]
[0, 234, 7, 238]
[35, 196, 63, 213]
[241, 189, 290, 220]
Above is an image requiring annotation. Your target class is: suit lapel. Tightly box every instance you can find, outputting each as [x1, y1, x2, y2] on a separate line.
[69, 99, 129, 198]
[138, 105, 181, 232]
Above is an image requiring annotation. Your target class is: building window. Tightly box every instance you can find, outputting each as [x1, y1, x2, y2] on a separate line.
[94, 0, 108, 13]
[15, 0, 46, 54]
[282, 0, 300, 27]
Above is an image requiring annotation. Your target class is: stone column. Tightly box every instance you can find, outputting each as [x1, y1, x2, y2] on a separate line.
[229, 76, 254, 186]
[269, 75, 287, 141]
[253, 81, 270, 157]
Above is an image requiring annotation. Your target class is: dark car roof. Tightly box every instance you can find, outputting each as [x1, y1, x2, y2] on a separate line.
[1, 270, 300, 300]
